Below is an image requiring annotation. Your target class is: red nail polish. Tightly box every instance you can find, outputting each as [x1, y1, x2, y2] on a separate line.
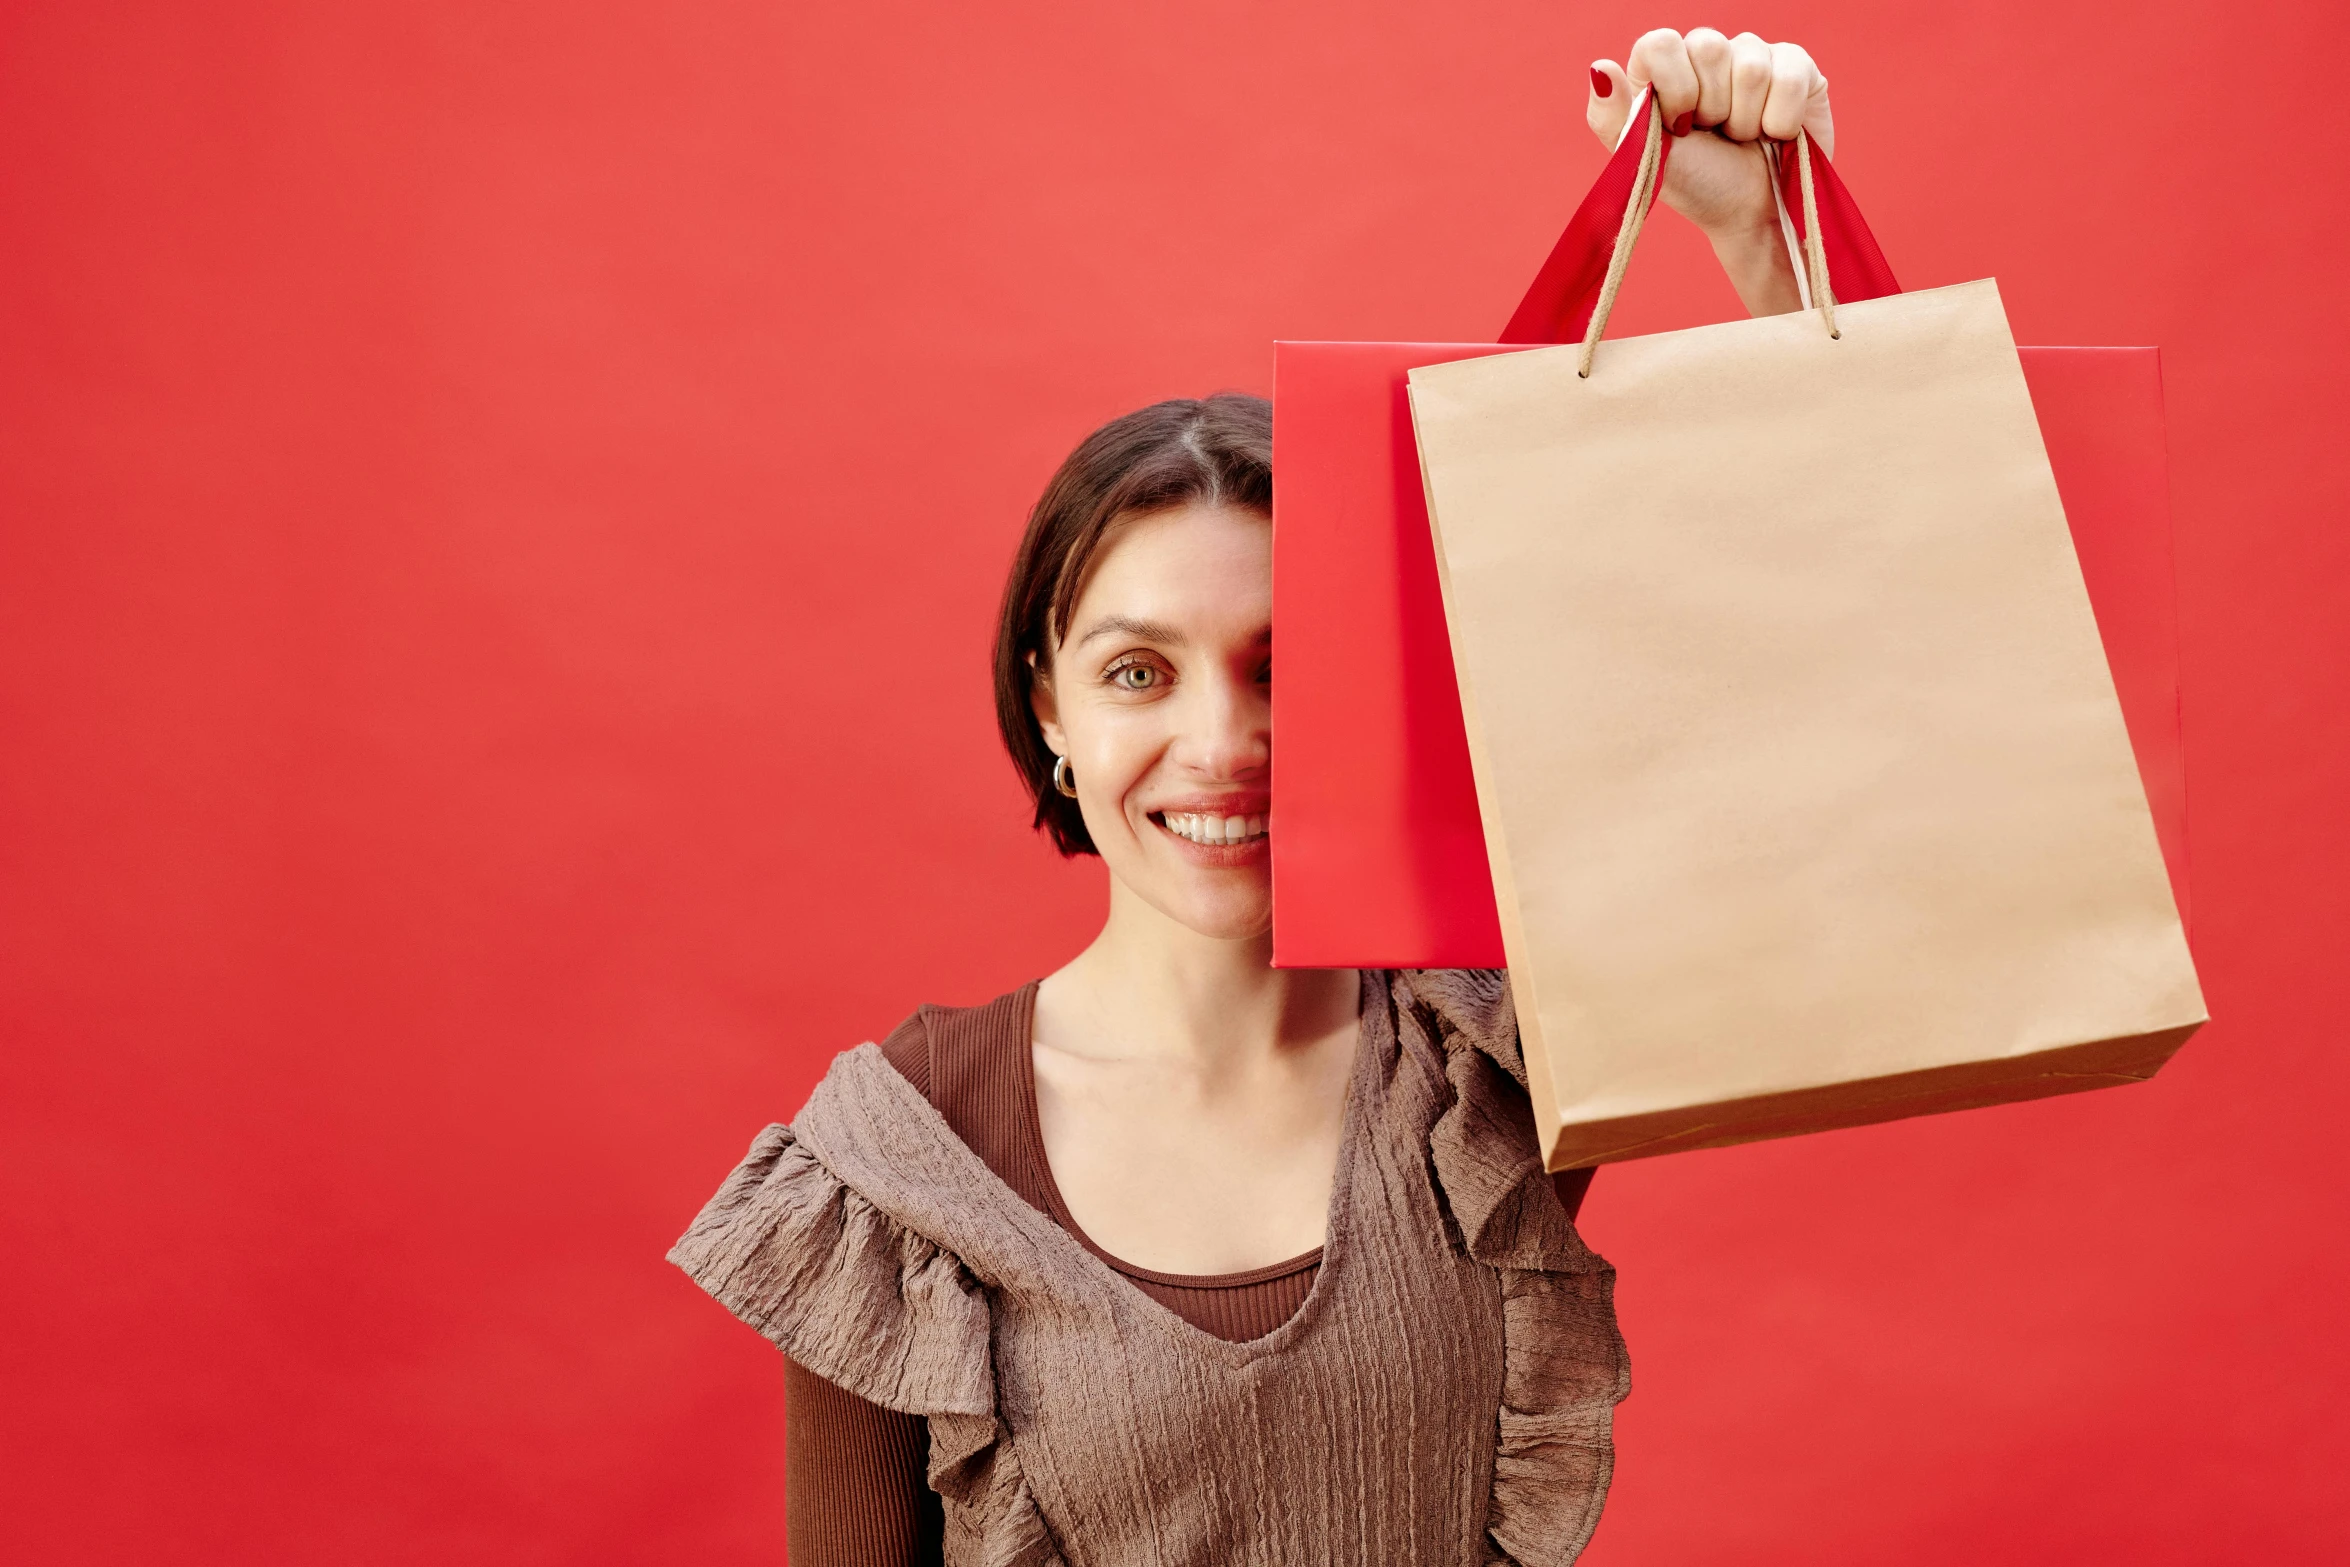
[1590, 66, 1613, 99]
[1670, 110, 1694, 137]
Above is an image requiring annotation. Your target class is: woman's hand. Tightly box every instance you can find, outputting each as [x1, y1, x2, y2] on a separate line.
[1585, 28, 1834, 317]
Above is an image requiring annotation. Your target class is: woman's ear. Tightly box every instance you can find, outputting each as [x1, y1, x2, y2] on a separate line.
[1028, 650, 1070, 757]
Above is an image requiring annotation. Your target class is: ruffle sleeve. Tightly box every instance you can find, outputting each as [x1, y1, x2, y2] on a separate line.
[1401, 969, 1633, 1567]
[669, 1121, 994, 1418]
[670, 1083, 1065, 1565]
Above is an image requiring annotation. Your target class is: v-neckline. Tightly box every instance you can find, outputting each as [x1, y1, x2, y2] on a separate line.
[822, 971, 1386, 1362]
[1007, 977, 1331, 1291]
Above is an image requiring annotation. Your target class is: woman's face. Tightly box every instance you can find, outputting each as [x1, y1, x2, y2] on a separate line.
[1034, 502, 1273, 941]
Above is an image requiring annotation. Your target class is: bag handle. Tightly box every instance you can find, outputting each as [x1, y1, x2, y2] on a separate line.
[1499, 87, 1903, 366]
[1579, 93, 1834, 375]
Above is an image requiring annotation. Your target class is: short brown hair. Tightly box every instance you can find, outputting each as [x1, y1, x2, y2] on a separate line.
[994, 393, 1273, 856]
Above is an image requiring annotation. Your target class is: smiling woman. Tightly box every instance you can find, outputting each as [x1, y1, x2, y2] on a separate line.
[992, 394, 1274, 861]
[1036, 524, 1278, 871]
[669, 26, 1851, 1564]
[676, 395, 1619, 1566]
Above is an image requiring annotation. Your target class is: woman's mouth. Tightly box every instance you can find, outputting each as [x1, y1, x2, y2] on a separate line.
[1153, 810, 1268, 848]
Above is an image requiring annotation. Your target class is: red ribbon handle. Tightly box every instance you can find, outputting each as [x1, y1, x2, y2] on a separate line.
[1500, 104, 1900, 345]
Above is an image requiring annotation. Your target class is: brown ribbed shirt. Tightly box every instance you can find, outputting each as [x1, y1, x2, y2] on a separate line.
[782, 982, 1597, 1566]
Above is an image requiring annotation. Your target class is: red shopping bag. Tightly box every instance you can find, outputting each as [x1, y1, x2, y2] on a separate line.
[1270, 123, 2188, 969]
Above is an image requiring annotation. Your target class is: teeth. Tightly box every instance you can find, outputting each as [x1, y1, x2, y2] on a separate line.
[1160, 811, 1268, 845]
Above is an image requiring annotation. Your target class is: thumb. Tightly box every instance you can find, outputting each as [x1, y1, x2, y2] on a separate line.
[1585, 59, 1634, 150]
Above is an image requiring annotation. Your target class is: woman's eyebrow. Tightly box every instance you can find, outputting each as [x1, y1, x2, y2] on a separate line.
[1074, 614, 1185, 648]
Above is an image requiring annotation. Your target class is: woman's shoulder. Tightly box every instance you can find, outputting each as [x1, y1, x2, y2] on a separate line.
[663, 1060, 997, 1418]
[870, 979, 1039, 1108]
[1385, 969, 1610, 1279]
[665, 986, 1049, 1416]
[871, 980, 1049, 1213]
[1382, 967, 1525, 1084]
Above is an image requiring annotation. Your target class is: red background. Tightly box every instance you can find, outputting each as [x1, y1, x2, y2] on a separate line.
[5, 2, 2344, 1561]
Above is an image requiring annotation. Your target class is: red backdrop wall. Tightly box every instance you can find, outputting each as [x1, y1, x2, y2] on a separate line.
[5, 2, 2345, 1561]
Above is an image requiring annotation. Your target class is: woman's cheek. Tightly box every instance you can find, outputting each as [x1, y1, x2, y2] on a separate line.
[1086, 697, 1166, 770]
[1064, 705, 1141, 821]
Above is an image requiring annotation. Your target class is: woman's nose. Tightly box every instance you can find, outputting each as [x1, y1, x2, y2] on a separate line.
[1177, 669, 1270, 779]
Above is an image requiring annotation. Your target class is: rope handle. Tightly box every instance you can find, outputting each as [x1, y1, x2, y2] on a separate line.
[1577, 92, 1840, 378]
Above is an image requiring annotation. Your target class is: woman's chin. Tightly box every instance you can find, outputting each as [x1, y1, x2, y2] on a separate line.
[1114, 862, 1273, 944]
[1161, 873, 1273, 940]
[1177, 899, 1274, 944]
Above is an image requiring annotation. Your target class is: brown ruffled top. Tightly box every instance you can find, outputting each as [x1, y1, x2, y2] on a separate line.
[671, 969, 1631, 1564]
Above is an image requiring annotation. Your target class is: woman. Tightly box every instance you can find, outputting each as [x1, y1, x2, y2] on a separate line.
[675, 28, 1838, 1565]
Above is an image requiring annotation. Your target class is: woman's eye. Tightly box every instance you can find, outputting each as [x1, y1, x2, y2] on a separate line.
[1110, 663, 1162, 691]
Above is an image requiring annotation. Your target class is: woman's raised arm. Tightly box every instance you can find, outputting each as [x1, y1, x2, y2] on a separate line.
[1585, 27, 1837, 318]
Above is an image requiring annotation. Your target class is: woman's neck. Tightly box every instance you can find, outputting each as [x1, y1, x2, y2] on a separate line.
[1038, 878, 1358, 1071]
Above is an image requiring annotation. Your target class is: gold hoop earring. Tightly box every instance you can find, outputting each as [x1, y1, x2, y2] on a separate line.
[1052, 755, 1078, 798]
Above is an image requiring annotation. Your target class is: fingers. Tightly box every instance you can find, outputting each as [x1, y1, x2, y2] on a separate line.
[1722, 33, 1774, 141]
[1684, 28, 1735, 129]
[1615, 28, 1834, 151]
[1627, 28, 1699, 135]
[1760, 41, 1834, 156]
[1585, 58, 1635, 149]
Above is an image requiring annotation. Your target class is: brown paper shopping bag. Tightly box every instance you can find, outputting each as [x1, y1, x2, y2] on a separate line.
[1407, 97, 2207, 1170]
